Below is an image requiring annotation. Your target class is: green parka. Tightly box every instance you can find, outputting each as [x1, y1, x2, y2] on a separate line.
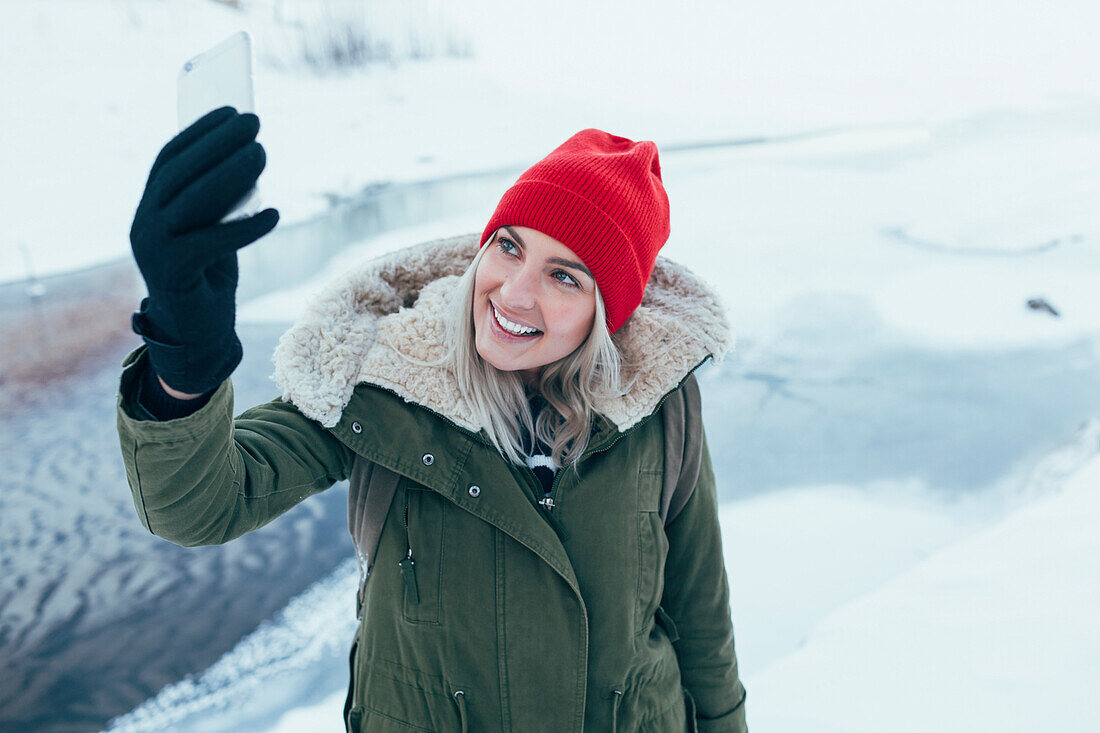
[116, 234, 747, 732]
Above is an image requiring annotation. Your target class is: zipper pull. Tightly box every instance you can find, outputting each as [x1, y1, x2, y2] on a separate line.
[399, 548, 420, 604]
[538, 496, 555, 509]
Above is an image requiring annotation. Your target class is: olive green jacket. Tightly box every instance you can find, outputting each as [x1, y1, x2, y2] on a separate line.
[116, 234, 746, 732]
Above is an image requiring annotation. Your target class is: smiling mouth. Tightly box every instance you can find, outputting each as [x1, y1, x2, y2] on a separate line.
[491, 303, 542, 337]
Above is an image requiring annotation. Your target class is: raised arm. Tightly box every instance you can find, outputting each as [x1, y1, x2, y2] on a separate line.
[117, 106, 352, 545]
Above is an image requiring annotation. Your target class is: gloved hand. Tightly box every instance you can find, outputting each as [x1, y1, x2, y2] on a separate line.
[129, 106, 279, 395]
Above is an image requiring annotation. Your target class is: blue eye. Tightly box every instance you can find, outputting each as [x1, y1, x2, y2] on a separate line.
[553, 270, 580, 288]
[496, 237, 517, 255]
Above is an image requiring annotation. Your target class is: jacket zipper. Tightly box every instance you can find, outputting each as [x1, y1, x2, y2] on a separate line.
[529, 388, 665, 542]
[515, 463, 569, 542]
[399, 493, 420, 604]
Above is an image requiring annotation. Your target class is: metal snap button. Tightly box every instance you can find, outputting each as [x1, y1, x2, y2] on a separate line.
[422, 453, 435, 466]
[468, 485, 481, 498]
[351, 421, 362, 434]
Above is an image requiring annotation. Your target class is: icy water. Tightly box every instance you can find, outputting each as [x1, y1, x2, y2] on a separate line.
[2, 109, 1097, 732]
[0, 325, 355, 733]
[706, 329, 1100, 500]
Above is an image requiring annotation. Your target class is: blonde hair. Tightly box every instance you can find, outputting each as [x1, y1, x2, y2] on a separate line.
[406, 239, 635, 472]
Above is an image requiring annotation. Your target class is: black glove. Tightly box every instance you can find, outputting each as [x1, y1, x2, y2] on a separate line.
[129, 106, 279, 394]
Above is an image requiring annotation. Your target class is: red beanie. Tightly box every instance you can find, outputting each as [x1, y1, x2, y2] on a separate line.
[480, 128, 670, 333]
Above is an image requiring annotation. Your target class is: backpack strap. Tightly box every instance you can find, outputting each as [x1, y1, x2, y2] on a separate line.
[659, 372, 704, 526]
[352, 461, 402, 618]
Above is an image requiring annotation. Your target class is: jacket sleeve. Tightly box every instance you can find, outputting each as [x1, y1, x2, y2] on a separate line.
[116, 344, 355, 547]
[662, 425, 748, 732]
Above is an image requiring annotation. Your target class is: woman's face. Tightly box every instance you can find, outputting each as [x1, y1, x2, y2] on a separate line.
[473, 226, 597, 384]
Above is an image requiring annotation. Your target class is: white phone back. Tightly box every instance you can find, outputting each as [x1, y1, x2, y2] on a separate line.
[178, 31, 255, 129]
[177, 31, 262, 223]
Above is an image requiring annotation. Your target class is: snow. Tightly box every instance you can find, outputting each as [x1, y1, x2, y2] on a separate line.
[4, 0, 1100, 282]
[747, 422, 1100, 733]
[657, 117, 1100, 351]
[4, 0, 1099, 730]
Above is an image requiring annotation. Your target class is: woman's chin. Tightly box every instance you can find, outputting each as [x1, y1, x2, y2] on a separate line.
[474, 336, 511, 372]
[477, 349, 520, 375]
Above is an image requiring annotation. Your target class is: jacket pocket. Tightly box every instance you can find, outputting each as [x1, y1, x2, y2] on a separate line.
[635, 468, 666, 637]
[402, 483, 444, 625]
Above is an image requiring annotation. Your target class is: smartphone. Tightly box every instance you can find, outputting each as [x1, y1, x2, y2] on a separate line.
[177, 31, 262, 223]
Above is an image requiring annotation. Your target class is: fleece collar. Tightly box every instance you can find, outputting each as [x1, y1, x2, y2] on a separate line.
[272, 233, 734, 434]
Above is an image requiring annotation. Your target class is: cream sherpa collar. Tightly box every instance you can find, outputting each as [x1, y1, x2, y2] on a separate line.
[272, 233, 734, 434]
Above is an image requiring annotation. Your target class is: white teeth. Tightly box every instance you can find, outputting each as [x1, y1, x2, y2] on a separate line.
[493, 305, 539, 335]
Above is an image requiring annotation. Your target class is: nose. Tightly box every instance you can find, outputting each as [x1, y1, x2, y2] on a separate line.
[497, 261, 539, 312]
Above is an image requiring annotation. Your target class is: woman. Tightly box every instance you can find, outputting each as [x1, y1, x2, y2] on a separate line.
[118, 106, 747, 732]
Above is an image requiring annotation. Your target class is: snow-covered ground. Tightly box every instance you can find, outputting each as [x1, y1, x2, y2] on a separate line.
[3, 0, 1099, 282]
[746, 423, 1100, 733]
[2, 1, 1098, 731]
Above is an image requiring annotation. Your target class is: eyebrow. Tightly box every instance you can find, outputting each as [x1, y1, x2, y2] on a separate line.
[502, 226, 593, 278]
